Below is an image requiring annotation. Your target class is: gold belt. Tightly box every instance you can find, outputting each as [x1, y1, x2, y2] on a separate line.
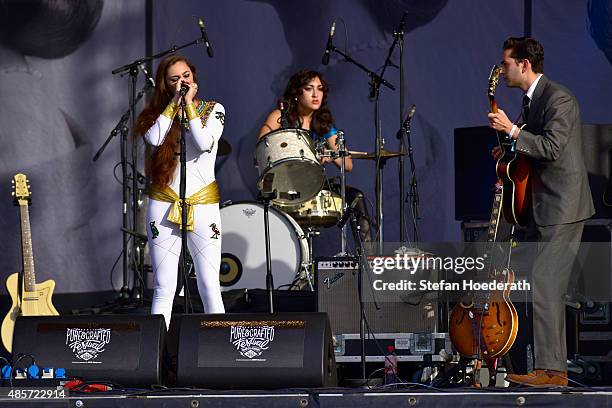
[149, 181, 220, 231]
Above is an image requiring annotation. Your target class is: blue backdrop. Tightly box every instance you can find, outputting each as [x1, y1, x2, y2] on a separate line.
[0, 0, 610, 293]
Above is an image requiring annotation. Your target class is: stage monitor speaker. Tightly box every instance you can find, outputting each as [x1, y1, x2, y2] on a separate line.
[170, 312, 337, 389]
[316, 257, 441, 335]
[12, 315, 164, 387]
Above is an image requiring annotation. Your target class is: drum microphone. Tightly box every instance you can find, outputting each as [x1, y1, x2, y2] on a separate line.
[197, 17, 214, 58]
[321, 20, 336, 66]
[337, 192, 362, 229]
[402, 104, 417, 129]
[262, 173, 275, 194]
[279, 99, 290, 128]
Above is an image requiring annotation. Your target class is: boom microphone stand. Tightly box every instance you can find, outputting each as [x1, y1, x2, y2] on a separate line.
[390, 12, 408, 244]
[325, 44, 395, 253]
[93, 72, 152, 302]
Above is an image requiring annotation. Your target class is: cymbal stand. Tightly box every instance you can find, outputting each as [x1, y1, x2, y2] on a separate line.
[337, 130, 349, 255]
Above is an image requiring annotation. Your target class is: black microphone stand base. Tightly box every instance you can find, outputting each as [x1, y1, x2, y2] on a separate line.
[258, 189, 278, 314]
[342, 377, 383, 388]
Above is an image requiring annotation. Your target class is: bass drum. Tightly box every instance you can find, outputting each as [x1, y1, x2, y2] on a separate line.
[219, 201, 309, 290]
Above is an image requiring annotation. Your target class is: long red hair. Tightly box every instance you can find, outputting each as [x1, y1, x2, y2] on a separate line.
[134, 54, 198, 187]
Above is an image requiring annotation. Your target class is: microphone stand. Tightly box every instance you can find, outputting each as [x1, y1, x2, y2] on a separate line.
[178, 90, 192, 314]
[345, 201, 381, 382]
[93, 83, 152, 302]
[390, 13, 408, 244]
[326, 45, 395, 254]
[257, 181, 277, 313]
[402, 115, 420, 242]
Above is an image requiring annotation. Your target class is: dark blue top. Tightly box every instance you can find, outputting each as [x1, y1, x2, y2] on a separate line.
[310, 125, 338, 141]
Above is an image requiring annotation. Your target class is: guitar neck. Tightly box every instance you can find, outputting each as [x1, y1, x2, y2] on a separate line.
[486, 190, 503, 243]
[489, 97, 499, 114]
[19, 204, 36, 292]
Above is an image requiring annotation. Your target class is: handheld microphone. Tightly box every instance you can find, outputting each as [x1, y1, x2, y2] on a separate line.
[337, 192, 362, 229]
[321, 20, 336, 66]
[402, 104, 417, 129]
[179, 82, 190, 96]
[197, 17, 214, 58]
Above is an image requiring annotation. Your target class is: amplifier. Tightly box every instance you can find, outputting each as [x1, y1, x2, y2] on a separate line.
[315, 257, 440, 335]
[12, 315, 165, 387]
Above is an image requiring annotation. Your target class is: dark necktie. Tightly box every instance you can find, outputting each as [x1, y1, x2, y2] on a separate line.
[522, 94, 530, 122]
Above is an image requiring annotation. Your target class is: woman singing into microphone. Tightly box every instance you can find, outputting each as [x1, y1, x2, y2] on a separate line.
[135, 54, 225, 328]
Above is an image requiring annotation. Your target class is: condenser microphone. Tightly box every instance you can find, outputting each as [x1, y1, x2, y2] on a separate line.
[321, 20, 336, 66]
[198, 17, 214, 58]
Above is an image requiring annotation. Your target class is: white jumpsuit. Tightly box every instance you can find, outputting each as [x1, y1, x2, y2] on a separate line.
[144, 101, 226, 328]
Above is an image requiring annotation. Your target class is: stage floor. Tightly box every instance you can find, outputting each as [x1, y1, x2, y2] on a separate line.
[1, 387, 611, 408]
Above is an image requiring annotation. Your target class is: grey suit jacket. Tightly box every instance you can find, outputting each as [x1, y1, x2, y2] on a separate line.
[514, 75, 594, 226]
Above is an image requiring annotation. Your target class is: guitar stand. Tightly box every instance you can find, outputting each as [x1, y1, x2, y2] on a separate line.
[431, 357, 473, 388]
[473, 355, 500, 388]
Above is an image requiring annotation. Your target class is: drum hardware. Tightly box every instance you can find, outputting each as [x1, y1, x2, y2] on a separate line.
[319, 150, 369, 159]
[332, 130, 348, 255]
[302, 227, 321, 291]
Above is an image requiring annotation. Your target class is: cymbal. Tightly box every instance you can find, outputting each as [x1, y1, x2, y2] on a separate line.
[218, 138, 232, 156]
[350, 149, 405, 160]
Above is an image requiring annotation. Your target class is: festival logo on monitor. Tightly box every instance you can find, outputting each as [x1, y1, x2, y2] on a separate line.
[230, 325, 275, 360]
[66, 328, 111, 363]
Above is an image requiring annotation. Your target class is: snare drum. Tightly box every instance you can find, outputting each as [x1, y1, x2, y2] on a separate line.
[219, 201, 309, 290]
[277, 190, 343, 228]
[255, 128, 325, 205]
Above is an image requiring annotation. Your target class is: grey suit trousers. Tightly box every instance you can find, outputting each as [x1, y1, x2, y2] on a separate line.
[525, 221, 585, 372]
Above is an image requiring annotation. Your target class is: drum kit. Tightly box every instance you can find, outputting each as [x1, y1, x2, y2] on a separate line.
[218, 128, 406, 293]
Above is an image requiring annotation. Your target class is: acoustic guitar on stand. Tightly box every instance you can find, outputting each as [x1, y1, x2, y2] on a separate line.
[488, 64, 531, 226]
[1, 174, 59, 353]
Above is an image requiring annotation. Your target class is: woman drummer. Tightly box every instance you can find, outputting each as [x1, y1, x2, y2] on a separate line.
[258, 69, 371, 242]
